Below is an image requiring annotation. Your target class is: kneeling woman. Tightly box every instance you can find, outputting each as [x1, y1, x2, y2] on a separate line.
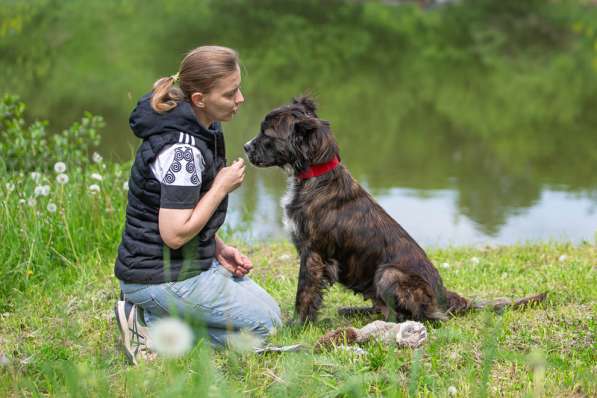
[114, 45, 281, 364]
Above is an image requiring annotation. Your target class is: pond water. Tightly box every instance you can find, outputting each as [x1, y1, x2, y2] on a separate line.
[2, 1, 596, 247]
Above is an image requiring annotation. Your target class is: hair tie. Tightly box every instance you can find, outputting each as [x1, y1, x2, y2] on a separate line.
[171, 72, 180, 82]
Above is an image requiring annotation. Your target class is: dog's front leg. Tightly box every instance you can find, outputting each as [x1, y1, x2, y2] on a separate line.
[294, 251, 327, 324]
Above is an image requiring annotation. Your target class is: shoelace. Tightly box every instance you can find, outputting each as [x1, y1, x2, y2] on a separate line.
[128, 308, 147, 356]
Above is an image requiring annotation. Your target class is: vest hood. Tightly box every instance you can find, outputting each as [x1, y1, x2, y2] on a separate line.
[129, 93, 219, 141]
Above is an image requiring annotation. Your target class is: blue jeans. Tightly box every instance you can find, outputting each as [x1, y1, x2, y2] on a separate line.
[120, 260, 282, 348]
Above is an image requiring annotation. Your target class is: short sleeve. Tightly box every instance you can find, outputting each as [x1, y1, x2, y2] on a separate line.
[150, 144, 205, 209]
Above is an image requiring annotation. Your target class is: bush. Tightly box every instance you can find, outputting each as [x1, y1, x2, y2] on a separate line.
[0, 94, 104, 171]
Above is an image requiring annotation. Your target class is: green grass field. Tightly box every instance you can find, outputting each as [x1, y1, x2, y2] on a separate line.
[0, 166, 595, 397]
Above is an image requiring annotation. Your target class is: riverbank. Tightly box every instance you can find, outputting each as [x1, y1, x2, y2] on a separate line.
[0, 236, 594, 396]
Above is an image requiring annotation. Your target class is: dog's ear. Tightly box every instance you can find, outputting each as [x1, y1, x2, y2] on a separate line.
[294, 117, 320, 136]
[292, 117, 338, 165]
[292, 96, 317, 117]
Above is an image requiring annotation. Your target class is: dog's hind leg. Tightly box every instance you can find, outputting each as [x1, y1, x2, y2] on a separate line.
[294, 251, 329, 323]
[375, 264, 448, 322]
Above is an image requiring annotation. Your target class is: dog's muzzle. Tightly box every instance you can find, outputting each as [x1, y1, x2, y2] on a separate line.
[244, 139, 259, 165]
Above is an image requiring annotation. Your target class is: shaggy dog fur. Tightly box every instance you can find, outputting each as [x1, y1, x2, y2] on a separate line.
[244, 96, 546, 324]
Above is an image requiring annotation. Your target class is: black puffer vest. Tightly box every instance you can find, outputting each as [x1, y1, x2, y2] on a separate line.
[115, 93, 227, 284]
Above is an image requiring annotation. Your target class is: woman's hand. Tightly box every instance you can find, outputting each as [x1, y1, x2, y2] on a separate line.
[215, 244, 253, 277]
[213, 158, 245, 194]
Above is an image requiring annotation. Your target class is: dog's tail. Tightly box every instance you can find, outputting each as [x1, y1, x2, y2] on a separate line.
[445, 290, 547, 316]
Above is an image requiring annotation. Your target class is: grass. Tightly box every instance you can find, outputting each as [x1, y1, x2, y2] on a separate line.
[0, 165, 596, 397]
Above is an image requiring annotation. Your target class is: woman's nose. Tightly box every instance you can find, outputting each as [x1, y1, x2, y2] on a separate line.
[236, 89, 245, 104]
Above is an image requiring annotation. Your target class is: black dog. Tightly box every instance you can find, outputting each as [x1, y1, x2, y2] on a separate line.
[244, 96, 546, 323]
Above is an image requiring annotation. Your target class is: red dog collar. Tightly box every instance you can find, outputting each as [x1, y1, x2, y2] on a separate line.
[297, 156, 341, 180]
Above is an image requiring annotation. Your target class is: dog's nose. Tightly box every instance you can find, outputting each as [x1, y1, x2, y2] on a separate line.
[243, 140, 253, 153]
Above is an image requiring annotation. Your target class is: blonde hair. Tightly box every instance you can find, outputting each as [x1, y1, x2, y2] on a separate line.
[151, 45, 240, 113]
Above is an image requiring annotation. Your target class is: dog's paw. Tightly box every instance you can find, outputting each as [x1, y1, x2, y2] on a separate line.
[396, 321, 427, 348]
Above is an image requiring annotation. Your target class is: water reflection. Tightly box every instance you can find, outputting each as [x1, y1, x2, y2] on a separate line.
[228, 177, 597, 247]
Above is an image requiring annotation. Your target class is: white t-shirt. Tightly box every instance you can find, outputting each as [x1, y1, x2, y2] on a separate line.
[150, 143, 205, 209]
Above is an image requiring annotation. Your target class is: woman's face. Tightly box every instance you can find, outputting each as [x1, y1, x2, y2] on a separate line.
[199, 66, 244, 123]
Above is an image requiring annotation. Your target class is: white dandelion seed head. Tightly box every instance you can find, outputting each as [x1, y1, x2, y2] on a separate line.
[92, 152, 103, 164]
[18, 199, 26, 205]
[5, 183, 15, 192]
[278, 254, 292, 261]
[470, 257, 480, 265]
[56, 173, 69, 185]
[53, 162, 67, 173]
[122, 181, 129, 191]
[149, 318, 194, 358]
[441, 262, 450, 269]
[227, 331, 263, 353]
[90, 173, 103, 181]
[447, 386, 457, 396]
[0, 352, 9, 367]
[47, 203, 57, 213]
[558, 255, 568, 262]
[30, 172, 41, 181]
[27, 197, 37, 207]
[34, 186, 44, 197]
[40, 185, 50, 196]
[88, 184, 100, 195]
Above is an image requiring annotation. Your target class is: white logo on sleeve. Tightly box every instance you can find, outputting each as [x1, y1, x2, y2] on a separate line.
[151, 144, 204, 187]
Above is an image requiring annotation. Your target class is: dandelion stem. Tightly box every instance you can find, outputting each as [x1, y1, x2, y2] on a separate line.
[61, 209, 80, 265]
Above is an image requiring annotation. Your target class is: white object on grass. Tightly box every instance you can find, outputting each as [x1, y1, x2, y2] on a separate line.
[148, 317, 194, 358]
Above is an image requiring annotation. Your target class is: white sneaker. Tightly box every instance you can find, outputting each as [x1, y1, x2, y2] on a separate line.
[114, 301, 155, 365]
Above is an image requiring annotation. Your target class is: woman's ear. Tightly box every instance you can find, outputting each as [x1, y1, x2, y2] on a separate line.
[191, 92, 206, 108]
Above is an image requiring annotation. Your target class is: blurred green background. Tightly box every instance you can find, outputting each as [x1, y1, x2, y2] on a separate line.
[1, 0, 596, 245]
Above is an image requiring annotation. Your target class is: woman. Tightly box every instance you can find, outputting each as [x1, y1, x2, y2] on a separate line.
[114, 45, 281, 364]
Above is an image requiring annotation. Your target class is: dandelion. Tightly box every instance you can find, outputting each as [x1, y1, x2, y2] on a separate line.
[30, 172, 41, 181]
[18, 199, 26, 205]
[447, 386, 457, 396]
[53, 161, 67, 173]
[5, 183, 15, 192]
[558, 254, 568, 262]
[0, 352, 9, 367]
[56, 173, 69, 185]
[122, 181, 129, 191]
[278, 253, 292, 261]
[27, 197, 37, 207]
[149, 318, 194, 358]
[34, 186, 44, 196]
[470, 256, 480, 265]
[47, 203, 57, 213]
[92, 152, 103, 164]
[90, 173, 103, 181]
[40, 185, 50, 196]
[88, 184, 100, 195]
[440, 262, 450, 269]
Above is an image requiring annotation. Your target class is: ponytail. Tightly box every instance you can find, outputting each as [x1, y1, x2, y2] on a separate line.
[151, 75, 184, 113]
